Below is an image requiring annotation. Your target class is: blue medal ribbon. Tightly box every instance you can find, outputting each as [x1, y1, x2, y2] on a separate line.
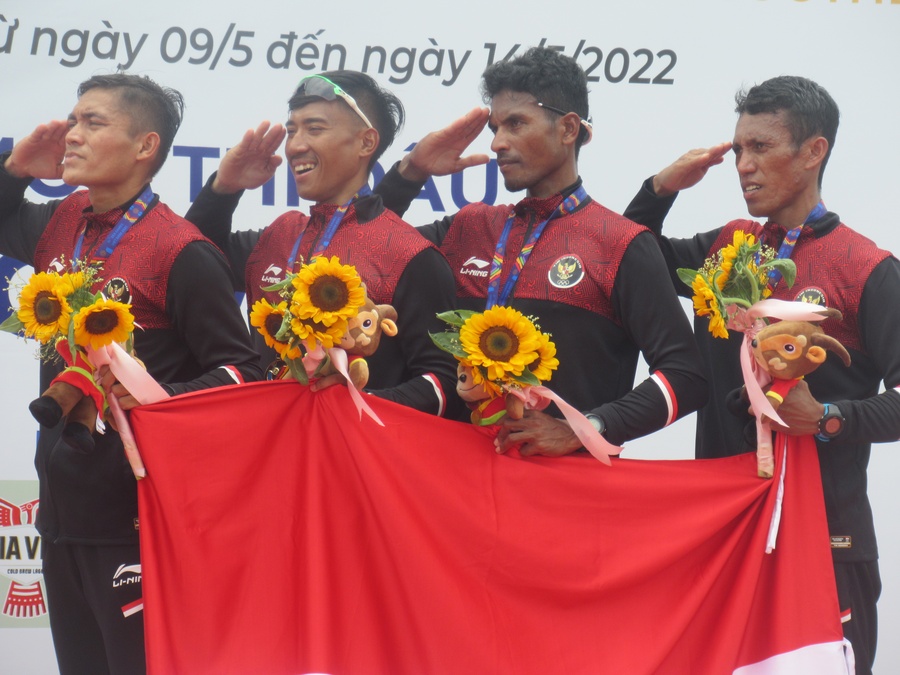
[72, 185, 155, 269]
[286, 185, 372, 271]
[486, 185, 588, 309]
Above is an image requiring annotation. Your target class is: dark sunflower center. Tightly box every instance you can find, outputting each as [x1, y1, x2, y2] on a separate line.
[84, 309, 120, 335]
[309, 275, 349, 312]
[34, 291, 62, 325]
[480, 326, 518, 361]
[265, 313, 287, 342]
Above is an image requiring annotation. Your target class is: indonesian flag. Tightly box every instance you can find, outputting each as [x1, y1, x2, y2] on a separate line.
[132, 381, 850, 675]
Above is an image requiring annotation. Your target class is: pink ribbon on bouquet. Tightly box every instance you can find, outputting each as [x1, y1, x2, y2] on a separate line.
[324, 347, 384, 427]
[86, 343, 170, 479]
[507, 385, 622, 466]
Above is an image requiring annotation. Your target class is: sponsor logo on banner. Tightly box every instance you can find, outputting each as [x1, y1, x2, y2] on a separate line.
[0, 481, 48, 627]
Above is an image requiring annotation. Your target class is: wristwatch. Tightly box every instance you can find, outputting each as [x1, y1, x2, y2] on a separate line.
[815, 403, 844, 442]
[584, 413, 606, 435]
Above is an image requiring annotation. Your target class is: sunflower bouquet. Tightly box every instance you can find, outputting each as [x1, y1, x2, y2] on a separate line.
[1, 261, 136, 454]
[430, 306, 559, 424]
[675, 230, 796, 339]
[250, 255, 367, 385]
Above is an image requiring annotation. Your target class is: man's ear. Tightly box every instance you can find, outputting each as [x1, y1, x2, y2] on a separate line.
[136, 131, 161, 164]
[805, 136, 829, 171]
[359, 127, 380, 159]
[559, 113, 583, 148]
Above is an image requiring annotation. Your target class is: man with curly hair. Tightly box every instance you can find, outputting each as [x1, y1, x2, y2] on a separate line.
[376, 46, 707, 453]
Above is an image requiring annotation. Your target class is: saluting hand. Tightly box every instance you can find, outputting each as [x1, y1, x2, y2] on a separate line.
[212, 121, 286, 194]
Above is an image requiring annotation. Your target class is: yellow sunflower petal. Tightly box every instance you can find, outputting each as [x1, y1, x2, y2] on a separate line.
[73, 299, 134, 350]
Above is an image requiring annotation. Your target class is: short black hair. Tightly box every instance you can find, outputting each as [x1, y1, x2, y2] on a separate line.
[77, 73, 184, 177]
[735, 76, 839, 188]
[288, 71, 404, 170]
[481, 47, 591, 151]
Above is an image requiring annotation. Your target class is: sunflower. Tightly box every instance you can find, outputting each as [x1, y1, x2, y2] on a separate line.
[290, 256, 365, 327]
[73, 298, 134, 349]
[528, 331, 559, 382]
[459, 305, 541, 381]
[250, 299, 302, 359]
[17, 272, 72, 343]
[691, 274, 716, 317]
[56, 270, 87, 295]
[290, 314, 349, 351]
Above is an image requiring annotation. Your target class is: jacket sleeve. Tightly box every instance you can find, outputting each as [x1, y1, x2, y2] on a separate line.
[162, 240, 263, 393]
[375, 162, 455, 246]
[0, 152, 59, 264]
[365, 247, 464, 419]
[183, 172, 262, 293]
[833, 257, 900, 444]
[623, 177, 725, 298]
[590, 231, 708, 445]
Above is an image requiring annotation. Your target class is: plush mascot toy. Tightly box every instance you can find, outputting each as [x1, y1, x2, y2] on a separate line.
[749, 308, 851, 477]
[316, 294, 398, 390]
[455, 361, 526, 426]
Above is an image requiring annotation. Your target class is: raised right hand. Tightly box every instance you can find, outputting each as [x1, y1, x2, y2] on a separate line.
[4, 121, 68, 180]
[212, 121, 286, 194]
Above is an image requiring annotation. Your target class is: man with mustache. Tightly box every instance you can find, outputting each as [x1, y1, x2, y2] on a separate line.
[377, 46, 707, 453]
[625, 75, 900, 675]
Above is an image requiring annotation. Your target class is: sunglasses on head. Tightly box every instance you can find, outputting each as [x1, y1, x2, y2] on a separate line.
[295, 75, 374, 129]
[536, 101, 593, 135]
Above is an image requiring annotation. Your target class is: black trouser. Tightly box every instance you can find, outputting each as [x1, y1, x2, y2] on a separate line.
[834, 559, 882, 675]
[42, 539, 145, 675]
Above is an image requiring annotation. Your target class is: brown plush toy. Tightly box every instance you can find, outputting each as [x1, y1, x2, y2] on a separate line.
[749, 307, 851, 477]
[28, 340, 104, 454]
[316, 295, 399, 390]
[456, 361, 524, 426]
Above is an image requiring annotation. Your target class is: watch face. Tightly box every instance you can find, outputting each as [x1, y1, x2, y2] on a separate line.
[823, 417, 843, 435]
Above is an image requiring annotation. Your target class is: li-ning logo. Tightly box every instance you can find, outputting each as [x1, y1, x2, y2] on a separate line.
[47, 258, 66, 273]
[113, 563, 142, 588]
[261, 263, 284, 286]
[460, 256, 490, 278]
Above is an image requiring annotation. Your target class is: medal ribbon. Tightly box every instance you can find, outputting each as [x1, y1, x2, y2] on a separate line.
[72, 185, 155, 269]
[286, 185, 372, 271]
[763, 200, 826, 295]
[486, 185, 588, 308]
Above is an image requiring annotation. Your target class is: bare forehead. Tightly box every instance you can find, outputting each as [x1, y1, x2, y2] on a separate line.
[489, 90, 540, 121]
[733, 111, 792, 143]
[287, 98, 356, 126]
[70, 88, 126, 118]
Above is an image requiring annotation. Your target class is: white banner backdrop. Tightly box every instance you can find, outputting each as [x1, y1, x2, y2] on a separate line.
[1, 1, 898, 672]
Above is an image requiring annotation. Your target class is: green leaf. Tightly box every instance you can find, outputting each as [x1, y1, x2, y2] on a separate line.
[286, 357, 309, 385]
[260, 278, 295, 293]
[435, 309, 477, 328]
[0, 311, 24, 335]
[676, 268, 700, 288]
[511, 369, 541, 387]
[760, 258, 797, 288]
[429, 331, 468, 359]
